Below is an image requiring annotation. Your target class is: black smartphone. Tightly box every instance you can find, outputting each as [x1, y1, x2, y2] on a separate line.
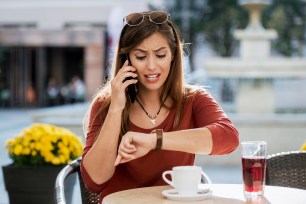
[123, 54, 137, 103]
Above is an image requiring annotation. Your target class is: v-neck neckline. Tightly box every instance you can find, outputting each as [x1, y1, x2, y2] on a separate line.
[129, 107, 176, 132]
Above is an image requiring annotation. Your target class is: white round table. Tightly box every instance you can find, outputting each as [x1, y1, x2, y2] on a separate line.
[102, 184, 306, 204]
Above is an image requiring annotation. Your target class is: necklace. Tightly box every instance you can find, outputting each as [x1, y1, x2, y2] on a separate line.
[136, 96, 168, 125]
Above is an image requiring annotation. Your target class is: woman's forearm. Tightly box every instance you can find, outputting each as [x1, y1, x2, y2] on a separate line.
[162, 128, 213, 154]
[116, 122, 238, 165]
[115, 128, 213, 166]
[83, 107, 122, 185]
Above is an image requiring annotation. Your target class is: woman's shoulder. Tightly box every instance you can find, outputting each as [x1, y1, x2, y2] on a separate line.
[92, 94, 107, 105]
[90, 92, 110, 110]
[183, 85, 210, 99]
[182, 85, 217, 111]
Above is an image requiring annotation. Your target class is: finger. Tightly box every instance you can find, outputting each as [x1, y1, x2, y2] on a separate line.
[123, 60, 129, 67]
[120, 146, 136, 153]
[122, 79, 138, 89]
[119, 142, 136, 153]
[119, 150, 135, 159]
[119, 157, 133, 164]
[123, 136, 136, 149]
[121, 140, 136, 151]
[119, 64, 136, 74]
[122, 60, 129, 67]
[114, 154, 121, 166]
[112, 74, 137, 92]
[116, 71, 137, 85]
[122, 72, 137, 82]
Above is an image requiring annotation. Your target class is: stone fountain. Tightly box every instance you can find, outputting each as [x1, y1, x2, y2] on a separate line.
[197, 0, 306, 166]
[204, 0, 306, 114]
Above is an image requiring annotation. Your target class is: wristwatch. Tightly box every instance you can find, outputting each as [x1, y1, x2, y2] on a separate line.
[152, 129, 163, 151]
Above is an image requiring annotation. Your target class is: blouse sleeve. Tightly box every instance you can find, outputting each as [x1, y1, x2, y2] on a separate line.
[80, 98, 110, 192]
[192, 89, 239, 155]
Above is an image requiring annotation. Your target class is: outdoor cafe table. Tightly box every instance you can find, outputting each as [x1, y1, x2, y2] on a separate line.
[102, 184, 306, 204]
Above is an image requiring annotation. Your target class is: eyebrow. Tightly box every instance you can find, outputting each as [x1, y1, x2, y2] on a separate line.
[134, 47, 167, 53]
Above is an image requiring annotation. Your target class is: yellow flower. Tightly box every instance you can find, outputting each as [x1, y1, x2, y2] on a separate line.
[301, 142, 306, 151]
[31, 150, 37, 156]
[60, 146, 70, 157]
[6, 123, 84, 166]
[35, 143, 42, 151]
[29, 142, 36, 149]
[6, 139, 15, 147]
[52, 157, 61, 165]
[22, 147, 31, 155]
[13, 144, 23, 155]
[59, 155, 66, 164]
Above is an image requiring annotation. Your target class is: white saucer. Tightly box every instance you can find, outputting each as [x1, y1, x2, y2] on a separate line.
[162, 188, 213, 202]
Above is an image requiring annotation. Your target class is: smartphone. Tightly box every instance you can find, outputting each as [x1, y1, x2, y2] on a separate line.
[123, 54, 137, 103]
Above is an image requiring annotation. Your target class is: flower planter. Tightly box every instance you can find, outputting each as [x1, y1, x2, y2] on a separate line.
[2, 164, 76, 204]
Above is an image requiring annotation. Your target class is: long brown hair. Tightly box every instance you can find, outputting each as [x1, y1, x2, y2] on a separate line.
[84, 11, 190, 139]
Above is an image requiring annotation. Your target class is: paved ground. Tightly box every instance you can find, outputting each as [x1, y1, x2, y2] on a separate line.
[0, 104, 241, 204]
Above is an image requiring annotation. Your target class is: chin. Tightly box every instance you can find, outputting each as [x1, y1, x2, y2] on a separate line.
[139, 84, 163, 92]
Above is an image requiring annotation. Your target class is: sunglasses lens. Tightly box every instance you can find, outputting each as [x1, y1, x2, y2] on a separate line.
[150, 11, 168, 24]
[125, 13, 144, 26]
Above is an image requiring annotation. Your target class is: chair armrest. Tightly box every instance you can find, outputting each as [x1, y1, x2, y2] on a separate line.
[55, 157, 81, 204]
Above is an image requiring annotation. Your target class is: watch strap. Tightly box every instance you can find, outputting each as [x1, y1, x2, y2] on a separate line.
[154, 129, 163, 151]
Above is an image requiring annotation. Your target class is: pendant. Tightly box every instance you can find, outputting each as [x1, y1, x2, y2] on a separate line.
[150, 119, 156, 125]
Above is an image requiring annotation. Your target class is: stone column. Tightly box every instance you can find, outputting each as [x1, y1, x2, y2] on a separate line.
[234, 29, 277, 114]
[84, 45, 104, 100]
[50, 48, 64, 84]
[36, 47, 47, 106]
[237, 79, 274, 113]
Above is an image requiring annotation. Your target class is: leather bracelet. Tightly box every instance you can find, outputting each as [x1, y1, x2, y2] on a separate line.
[153, 129, 163, 151]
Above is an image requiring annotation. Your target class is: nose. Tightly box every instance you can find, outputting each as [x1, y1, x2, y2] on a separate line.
[146, 55, 157, 71]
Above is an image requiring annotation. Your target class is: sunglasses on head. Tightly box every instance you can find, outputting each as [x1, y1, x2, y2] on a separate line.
[123, 11, 170, 26]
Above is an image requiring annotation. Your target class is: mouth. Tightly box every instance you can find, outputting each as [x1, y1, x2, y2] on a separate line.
[144, 74, 161, 83]
[145, 74, 160, 79]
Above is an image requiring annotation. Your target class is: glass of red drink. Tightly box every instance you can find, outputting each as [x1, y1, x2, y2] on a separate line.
[241, 141, 267, 200]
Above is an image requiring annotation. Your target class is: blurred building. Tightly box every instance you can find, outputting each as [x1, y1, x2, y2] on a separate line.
[0, 0, 163, 107]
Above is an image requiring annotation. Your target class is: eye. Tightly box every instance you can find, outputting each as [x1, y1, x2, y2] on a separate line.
[136, 56, 146, 60]
[157, 54, 166, 58]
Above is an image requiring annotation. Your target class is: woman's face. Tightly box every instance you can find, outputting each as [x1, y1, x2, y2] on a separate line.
[129, 32, 173, 94]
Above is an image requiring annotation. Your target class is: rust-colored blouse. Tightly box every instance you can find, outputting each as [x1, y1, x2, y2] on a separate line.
[81, 89, 239, 203]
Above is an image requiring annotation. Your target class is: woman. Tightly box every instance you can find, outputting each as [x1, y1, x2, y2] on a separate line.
[81, 11, 239, 202]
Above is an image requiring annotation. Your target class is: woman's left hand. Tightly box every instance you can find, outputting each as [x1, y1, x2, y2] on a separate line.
[114, 131, 155, 166]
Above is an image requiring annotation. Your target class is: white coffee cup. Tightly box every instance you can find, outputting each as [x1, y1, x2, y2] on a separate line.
[162, 166, 205, 195]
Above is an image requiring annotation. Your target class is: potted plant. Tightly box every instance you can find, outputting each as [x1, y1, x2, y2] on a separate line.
[2, 123, 84, 204]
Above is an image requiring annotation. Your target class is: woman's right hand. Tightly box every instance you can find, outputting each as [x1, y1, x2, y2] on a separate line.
[110, 60, 138, 111]
[114, 131, 155, 166]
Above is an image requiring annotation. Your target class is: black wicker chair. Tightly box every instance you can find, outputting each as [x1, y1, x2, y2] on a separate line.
[54, 157, 100, 204]
[266, 151, 306, 190]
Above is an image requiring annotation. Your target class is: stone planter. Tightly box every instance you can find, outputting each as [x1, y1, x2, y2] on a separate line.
[2, 164, 76, 204]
